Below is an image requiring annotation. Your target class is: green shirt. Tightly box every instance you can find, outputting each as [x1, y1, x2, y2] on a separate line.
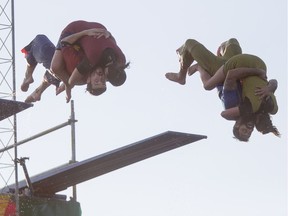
[223, 53, 267, 76]
[223, 54, 278, 114]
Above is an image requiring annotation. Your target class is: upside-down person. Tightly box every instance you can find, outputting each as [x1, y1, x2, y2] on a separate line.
[51, 20, 130, 102]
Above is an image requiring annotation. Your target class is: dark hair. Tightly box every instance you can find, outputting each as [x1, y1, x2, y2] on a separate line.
[255, 95, 280, 137]
[232, 115, 255, 142]
[255, 112, 280, 137]
[99, 48, 130, 86]
[99, 48, 116, 67]
[86, 83, 106, 96]
[107, 62, 130, 86]
[259, 95, 275, 113]
[233, 122, 249, 142]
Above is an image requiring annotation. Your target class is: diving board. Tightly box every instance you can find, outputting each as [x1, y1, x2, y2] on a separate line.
[0, 99, 33, 121]
[3, 131, 207, 197]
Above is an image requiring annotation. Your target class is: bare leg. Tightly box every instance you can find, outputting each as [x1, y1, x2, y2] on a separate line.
[188, 63, 199, 76]
[21, 65, 36, 92]
[25, 79, 50, 103]
[198, 67, 213, 90]
[50, 50, 70, 85]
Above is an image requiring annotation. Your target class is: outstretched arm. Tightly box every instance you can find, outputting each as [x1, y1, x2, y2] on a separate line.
[224, 68, 266, 91]
[197, 66, 267, 91]
[188, 64, 227, 91]
[68, 68, 86, 87]
[198, 65, 226, 91]
[61, 28, 111, 45]
[221, 106, 240, 120]
[64, 67, 87, 103]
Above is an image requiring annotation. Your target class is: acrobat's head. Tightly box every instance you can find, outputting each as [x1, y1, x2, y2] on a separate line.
[86, 67, 107, 96]
[86, 84, 106, 96]
[233, 116, 255, 142]
[99, 48, 129, 87]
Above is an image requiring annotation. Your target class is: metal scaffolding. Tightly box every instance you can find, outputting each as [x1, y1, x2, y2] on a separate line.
[0, 99, 78, 215]
[0, 0, 19, 214]
[0, 1, 79, 214]
[0, 2, 78, 214]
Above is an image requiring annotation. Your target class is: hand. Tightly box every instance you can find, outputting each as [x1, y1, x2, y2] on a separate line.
[259, 73, 267, 81]
[65, 84, 72, 103]
[255, 86, 270, 100]
[86, 28, 110, 39]
[188, 63, 199, 76]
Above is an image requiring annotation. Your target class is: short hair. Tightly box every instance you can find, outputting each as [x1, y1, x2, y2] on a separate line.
[86, 83, 106, 96]
[233, 123, 249, 142]
[232, 116, 255, 142]
[107, 62, 130, 86]
[98, 48, 130, 86]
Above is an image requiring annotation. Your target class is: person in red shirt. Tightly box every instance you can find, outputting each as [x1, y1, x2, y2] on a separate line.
[51, 20, 129, 102]
[21, 34, 107, 103]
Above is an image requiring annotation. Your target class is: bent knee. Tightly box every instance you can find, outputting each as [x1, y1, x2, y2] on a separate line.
[51, 51, 65, 73]
[203, 83, 214, 91]
[185, 39, 199, 47]
[227, 38, 240, 46]
[221, 111, 229, 120]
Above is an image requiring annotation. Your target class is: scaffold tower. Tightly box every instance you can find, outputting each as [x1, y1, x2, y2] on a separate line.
[0, 0, 19, 214]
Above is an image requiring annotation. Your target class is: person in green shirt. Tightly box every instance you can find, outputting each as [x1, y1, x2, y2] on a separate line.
[195, 53, 280, 141]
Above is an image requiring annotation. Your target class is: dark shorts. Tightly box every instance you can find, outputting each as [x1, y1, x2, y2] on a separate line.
[217, 83, 242, 109]
[24, 35, 55, 69]
[222, 89, 241, 109]
[56, 32, 72, 50]
[44, 70, 61, 87]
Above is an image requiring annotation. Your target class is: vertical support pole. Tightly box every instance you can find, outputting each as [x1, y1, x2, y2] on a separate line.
[70, 100, 77, 200]
[11, 0, 19, 215]
[17, 157, 34, 196]
[13, 141, 19, 216]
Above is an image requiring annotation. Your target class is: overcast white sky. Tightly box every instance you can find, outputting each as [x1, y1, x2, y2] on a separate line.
[3, 0, 287, 215]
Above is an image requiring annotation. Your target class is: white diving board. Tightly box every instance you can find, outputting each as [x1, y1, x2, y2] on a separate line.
[2, 131, 207, 197]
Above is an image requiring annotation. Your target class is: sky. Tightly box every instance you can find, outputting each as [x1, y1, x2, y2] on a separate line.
[1, 0, 287, 215]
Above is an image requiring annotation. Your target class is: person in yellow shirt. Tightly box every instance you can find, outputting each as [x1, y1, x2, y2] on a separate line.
[196, 53, 279, 141]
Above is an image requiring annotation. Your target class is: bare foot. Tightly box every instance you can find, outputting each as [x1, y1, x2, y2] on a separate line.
[24, 89, 41, 103]
[56, 83, 65, 95]
[188, 64, 198, 76]
[21, 76, 34, 92]
[165, 72, 186, 85]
